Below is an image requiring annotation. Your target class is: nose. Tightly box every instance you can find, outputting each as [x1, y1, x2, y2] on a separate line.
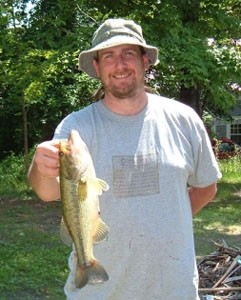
[115, 54, 127, 67]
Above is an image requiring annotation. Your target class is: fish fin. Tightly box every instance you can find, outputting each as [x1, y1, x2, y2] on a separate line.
[97, 178, 109, 192]
[59, 217, 73, 246]
[89, 178, 109, 195]
[94, 219, 110, 244]
[75, 260, 109, 288]
[75, 265, 89, 289]
[78, 181, 88, 201]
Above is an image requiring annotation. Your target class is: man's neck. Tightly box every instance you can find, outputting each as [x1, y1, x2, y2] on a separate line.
[102, 91, 148, 116]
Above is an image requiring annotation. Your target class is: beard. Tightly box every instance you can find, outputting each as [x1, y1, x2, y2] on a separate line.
[103, 79, 140, 100]
[110, 84, 136, 99]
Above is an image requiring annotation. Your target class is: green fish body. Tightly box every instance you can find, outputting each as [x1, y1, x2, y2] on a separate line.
[59, 130, 109, 289]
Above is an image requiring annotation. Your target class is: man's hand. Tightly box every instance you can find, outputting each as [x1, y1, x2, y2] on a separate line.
[28, 140, 61, 202]
[34, 140, 60, 178]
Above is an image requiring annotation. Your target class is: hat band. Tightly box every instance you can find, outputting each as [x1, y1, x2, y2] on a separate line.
[92, 28, 146, 48]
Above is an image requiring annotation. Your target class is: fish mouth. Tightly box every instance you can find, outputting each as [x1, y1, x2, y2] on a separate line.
[59, 139, 84, 181]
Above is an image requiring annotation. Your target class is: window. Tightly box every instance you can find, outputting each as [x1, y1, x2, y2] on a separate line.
[230, 121, 241, 145]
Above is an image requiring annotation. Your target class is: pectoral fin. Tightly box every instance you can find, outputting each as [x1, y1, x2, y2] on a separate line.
[78, 180, 88, 201]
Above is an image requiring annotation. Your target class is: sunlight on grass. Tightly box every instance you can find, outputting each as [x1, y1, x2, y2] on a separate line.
[194, 157, 241, 257]
[218, 156, 241, 183]
[203, 222, 241, 234]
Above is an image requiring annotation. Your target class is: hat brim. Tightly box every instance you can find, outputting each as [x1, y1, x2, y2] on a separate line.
[78, 35, 159, 78]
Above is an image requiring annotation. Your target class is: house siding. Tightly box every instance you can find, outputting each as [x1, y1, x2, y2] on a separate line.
[212, 98, 241, 145]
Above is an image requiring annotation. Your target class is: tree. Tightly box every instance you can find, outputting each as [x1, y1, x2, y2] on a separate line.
[0, 0, 240, 160]
[79, 0, 241, 116]
[0, 0, 98, 165]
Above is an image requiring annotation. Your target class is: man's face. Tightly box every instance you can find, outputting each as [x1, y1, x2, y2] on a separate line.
[93, 44, 149, 99]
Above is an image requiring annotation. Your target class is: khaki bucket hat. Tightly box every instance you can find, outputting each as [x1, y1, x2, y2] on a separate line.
[78, 18, 159, 78]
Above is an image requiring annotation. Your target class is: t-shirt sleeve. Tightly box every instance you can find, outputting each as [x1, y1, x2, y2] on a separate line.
[187, 117, 222, 187]
[53, 113, 77, 139]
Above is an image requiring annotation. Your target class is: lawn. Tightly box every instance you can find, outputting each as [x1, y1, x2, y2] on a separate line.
[194, 157, 241, 258]
[0, 198, 68, 300]
[0, 156, 240, 299]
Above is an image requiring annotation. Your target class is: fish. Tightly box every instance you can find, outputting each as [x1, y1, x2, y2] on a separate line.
[59, 129, 110, 289]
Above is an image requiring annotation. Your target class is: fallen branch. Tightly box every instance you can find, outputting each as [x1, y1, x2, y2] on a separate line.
[212, 256, 240, 288]
[199, 287, 241, 293]
[198, 240, 241, 298]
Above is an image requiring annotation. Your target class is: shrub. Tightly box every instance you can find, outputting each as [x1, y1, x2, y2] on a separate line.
[0, 152, 34, 199]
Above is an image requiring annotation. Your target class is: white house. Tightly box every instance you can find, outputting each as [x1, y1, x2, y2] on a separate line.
[211, 97, 241, 146]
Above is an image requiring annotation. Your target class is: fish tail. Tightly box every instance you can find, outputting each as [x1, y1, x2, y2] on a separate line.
[75, 260, 109, 289]
[74, 266, 89, 289]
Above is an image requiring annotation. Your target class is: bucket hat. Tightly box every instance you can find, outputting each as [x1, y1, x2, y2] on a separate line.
[78, 18, 159, 78]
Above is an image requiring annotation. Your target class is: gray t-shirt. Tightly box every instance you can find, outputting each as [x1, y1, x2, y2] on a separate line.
[54, 93, 221, 300]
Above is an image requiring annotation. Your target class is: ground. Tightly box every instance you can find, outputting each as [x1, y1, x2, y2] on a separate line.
[1, 192, 241, 299]
[0, 198, 68, 300]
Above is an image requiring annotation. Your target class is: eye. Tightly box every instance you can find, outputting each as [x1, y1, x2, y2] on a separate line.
[102, 52, 114, 61]
[59, 151, 64, 157]
[124, 50, 136, 57]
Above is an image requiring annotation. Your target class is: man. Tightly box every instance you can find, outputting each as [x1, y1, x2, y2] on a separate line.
[28, 18, 221, 300]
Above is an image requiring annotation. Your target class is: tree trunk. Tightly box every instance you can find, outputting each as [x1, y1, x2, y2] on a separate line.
[179, 85, 202, 117]
[22, 101, 29, 173]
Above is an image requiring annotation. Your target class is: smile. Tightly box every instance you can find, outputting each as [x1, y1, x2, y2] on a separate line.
[113, 73, 130, 79]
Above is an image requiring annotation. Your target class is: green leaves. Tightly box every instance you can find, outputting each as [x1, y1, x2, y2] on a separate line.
[0, 0, 241, 156]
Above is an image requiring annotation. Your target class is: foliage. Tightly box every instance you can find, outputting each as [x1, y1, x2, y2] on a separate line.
[0, 0, 241, 157]
[0, 152, 33, 199]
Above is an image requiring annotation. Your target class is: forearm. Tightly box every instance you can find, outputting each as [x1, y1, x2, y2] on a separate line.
[188, 183, 217, 215]
[28, 160, 60, 202]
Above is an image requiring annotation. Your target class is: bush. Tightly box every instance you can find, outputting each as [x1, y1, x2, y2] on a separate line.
[0, 152, 34, 199]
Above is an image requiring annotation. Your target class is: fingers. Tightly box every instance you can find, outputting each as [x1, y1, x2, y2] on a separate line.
[34, 140, 60, 178]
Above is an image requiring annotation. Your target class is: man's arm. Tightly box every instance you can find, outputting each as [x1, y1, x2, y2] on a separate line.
[188, 182, 217, 215]
[27, 141, 61, 202]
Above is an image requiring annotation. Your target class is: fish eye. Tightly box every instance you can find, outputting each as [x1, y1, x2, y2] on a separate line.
[59, 151, 64, 157]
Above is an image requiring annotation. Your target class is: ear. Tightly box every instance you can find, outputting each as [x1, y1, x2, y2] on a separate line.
[93, 60, 100, 78]
[143, 54, 150, 71]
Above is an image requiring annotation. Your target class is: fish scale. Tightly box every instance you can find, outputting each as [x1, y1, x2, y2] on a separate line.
[62, 181, 90, 263]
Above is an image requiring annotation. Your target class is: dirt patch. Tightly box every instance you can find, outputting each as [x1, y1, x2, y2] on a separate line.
[0, 197, 62, 233]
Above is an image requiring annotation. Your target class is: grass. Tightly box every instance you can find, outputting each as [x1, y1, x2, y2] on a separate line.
[0, 153, 69, 299]
[194, 156, 241, 258]
[0, 199, 69, 300]
[0, 154, 241, 299]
